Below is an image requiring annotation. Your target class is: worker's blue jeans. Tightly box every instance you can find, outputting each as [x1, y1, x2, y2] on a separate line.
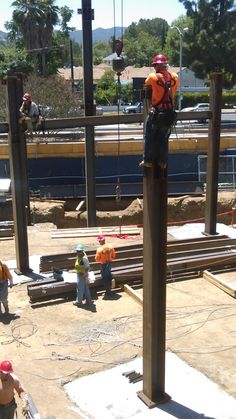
[143, 111, 172, 165]
[76, 274, 92, 304]
[100, 263, 112, 293]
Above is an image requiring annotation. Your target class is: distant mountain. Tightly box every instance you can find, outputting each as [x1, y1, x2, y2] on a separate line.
[0, 31, 8, 42]
[70, 26, 126, 44]
[0, 27, 125, 45]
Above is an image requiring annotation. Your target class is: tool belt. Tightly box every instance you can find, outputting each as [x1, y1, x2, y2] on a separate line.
[151, 108, 177, 128]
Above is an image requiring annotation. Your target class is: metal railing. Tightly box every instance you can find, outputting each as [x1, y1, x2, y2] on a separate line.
[198, 154, 236, 190]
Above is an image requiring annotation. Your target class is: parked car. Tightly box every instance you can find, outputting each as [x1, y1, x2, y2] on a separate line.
[181, 103, 209, 123]
[96, 105, 103, 115]
[123, 101, 143, 114]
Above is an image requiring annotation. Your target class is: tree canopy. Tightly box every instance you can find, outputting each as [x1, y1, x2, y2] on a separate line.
[123, 18, 169, 66]
[1, 1, 236, 90]
[178, 0, 236, 87]
[5, 0, 74, 76]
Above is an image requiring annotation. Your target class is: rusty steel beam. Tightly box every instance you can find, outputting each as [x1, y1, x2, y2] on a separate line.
[0, 109, 213, 133]
[6, 76, 30, 274]
[205, 72, 223, 234]
[138, 164, 169, 407]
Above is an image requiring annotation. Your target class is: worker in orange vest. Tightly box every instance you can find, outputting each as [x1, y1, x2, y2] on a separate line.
[95, 235, 116, 298]
[140, 54, 179, 169]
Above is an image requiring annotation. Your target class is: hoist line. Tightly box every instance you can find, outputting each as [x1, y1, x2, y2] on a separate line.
[113, 0, 116, 46]
[113, 0, 124, 202]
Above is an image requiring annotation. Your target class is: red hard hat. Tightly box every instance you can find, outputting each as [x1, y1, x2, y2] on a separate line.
[0, 360, 13, 373]
[97, 235, 105, 242]
[152, 54, 167, 65]
[23, 93, 31, 101]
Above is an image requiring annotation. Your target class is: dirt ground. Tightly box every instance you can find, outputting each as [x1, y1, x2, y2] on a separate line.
[0, 204, 236, 418]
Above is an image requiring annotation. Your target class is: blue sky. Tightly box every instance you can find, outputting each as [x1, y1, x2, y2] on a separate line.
[0, 0, 186, 31]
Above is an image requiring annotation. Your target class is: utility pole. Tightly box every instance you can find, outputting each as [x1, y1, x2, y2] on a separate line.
[78, 0, 96, 226]
[171, 26, 188, 111]
[70, 40, 75, 92]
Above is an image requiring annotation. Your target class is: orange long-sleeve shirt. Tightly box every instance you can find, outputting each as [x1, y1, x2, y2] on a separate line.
[95, 244, 116, 264]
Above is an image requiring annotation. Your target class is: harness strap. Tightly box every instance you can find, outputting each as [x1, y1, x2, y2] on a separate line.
[155, 71, 176, 110]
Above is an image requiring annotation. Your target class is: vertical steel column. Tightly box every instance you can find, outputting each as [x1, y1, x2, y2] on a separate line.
[70, 40, 75, 92]
[138, 93, 169, 407]
[6, 76, 30, 274]
[78, 0, 96, 226]
[16, 73, 31, 226]
[204, 73, 223, 235]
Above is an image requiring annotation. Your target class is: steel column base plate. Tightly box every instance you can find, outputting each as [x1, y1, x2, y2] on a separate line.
[137, 390, 171, 408]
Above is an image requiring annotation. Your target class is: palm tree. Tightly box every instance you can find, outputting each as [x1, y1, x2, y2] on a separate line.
[9, 0, 59, 74]
[11, 0, 59, 50]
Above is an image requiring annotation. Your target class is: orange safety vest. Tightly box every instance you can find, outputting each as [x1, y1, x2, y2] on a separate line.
[95, 244, 116, 264]
[145, 70, 179, 109]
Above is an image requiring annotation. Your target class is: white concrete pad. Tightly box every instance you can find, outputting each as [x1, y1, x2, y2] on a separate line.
[169, 223, 236, 240]
[64, 353, 236, 418]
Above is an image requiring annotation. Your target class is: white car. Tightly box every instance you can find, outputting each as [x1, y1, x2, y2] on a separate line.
[181, 103, 209, 123]
[123, 102, 143, 114]
[96, 105, 103, 115]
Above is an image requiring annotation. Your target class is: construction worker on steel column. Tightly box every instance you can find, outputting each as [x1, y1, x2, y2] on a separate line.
[140, 54, 179, 169]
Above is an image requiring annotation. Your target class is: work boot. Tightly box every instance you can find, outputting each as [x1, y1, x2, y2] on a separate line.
[139, 160, 152, 168]
[158, 161, 167, 169]
[73, 301, 83, 307]
[3, 302, 9, 314]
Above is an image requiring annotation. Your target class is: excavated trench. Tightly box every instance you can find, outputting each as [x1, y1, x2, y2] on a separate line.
[1, 193, 235, 228]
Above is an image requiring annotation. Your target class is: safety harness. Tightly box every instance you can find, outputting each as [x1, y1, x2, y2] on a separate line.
[154, 71, 177, 110]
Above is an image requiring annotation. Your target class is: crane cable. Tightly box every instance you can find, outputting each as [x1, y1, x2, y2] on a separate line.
[116, 74, 121, 202]
[113, 0, 124, 202]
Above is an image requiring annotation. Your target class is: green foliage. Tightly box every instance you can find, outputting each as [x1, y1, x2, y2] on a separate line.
[178, 0, 236, 88]
[93, 41, 111, 65]
[0, 73, 83, 121]
[0, 46, 33, 77]
[59, 6, 74, 36]
[5, 0, 75, 75]
[8, 0, 59, 50]
[123, 18, 169, 66]
[164, 16, 192, 66]
[181, 91, 236, 109]
[124, 31, 162, 67]
[94, 70, 133, 105]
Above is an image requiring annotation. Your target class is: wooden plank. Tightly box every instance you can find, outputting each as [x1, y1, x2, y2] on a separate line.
[122, 284, 143, 306]
[203, 269, 236, 298]
[51, 228, 140, 238]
